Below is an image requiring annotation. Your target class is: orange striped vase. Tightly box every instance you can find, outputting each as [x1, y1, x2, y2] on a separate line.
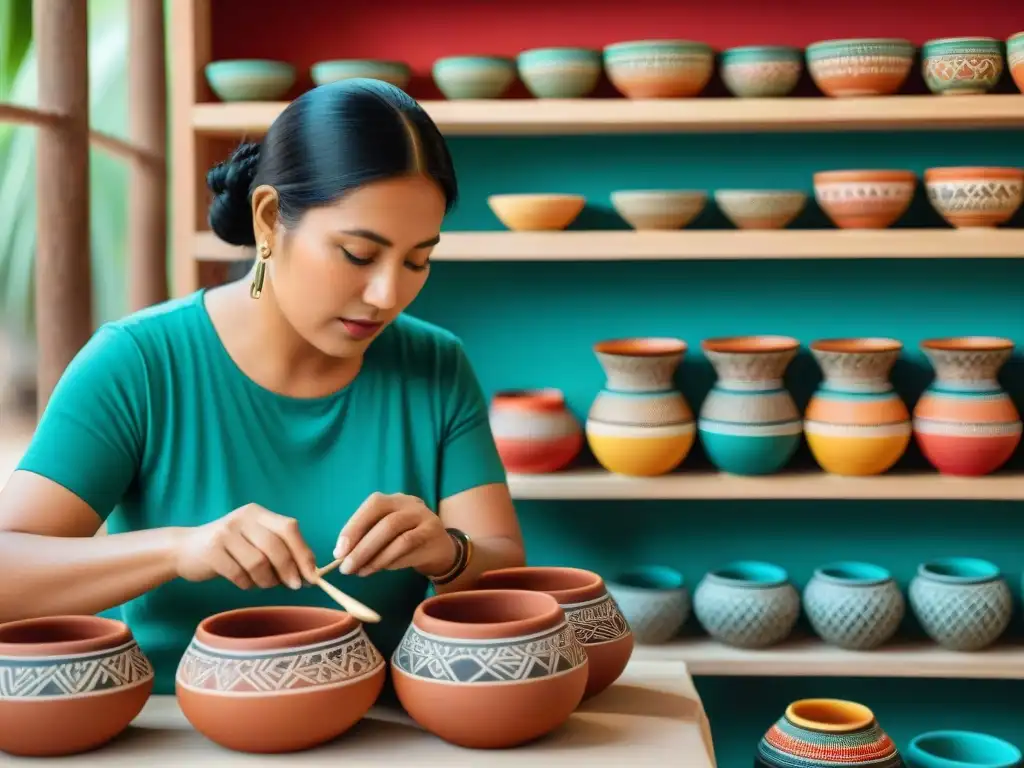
[489, 389, 583, 473]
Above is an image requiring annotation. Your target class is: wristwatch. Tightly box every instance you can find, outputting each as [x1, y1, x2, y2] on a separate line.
[429, 528, 472, 586]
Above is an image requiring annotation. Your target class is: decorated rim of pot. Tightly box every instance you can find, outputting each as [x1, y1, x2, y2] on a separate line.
[0, 614, 133, 658]
[813, 169, 916, 183]
[608, 564, 686, 593]
[604, 39, 714, 55]
[812, 561, 893, 587]
[922, 36, 1002, 48]
[920, 336, 1013, 353]
[312, 59, 410, 71]
[434, 54, 516, 68]
[785, 698, 877, 733]
[594, 337, 687, 357]
[701, 335, 799, 354]
[909, 730, 1023, 765]
[924, 166, 1024, 181]
[518, 46, 601, 62]
[491, 388, 567, 412]
[721, 44, 802, 58]
[806, 37, 914, 50]
[1010, 31, 1024, 44]
[810, 337, 902, 355]
[917, 557, 1002, 584]
[475, 565, 607, 604]
[413, 589, 565, 640]
[194, 605, 360, 652]
[705, 560, 789, 588]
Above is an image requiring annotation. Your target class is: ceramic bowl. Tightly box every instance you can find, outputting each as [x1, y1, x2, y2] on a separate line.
[720, 45, 803, 98]
[758, 700, 901, 767]
[487, 193, 586, 230]
[813, 169, 917, 229]
[176, 606, 385, 753]
[432, 55, 516, 99]
[0, 615, 154, 757]
[806, 38, 914, 97]
[204, 59, 295, 102]
[922, 37, 1004, 95]
[693, 561, 801, 648]
[1009, 32, 1024, 92]
[607, 565, 690, 644]
[517, 47, 602, 98]
[611, 190, 707, 230]
[391, 589, 588, 748]
[311, 59, 411, 89]
[714, 190, 807, 229]
[924, 167, 1024, 228]
[604, 39, 714, 98]
[907, 730, 1023, 768]
[489, 389, 583, 473]
[803, 562, 905, 650]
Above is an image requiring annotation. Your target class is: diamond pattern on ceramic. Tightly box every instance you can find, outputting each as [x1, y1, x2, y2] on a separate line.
[0, 641, 154, 699]
[803, 571, 905, 651]
[909, 575, 1013, 652]
[693, 568, 801, 649]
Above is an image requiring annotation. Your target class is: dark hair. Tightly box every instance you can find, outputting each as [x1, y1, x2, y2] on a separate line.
[207, 78, 459, 247]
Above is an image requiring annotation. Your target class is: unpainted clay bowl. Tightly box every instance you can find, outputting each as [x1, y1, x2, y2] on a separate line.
[391, 589, 588, 748]
[924, 166, 1024, 228]
[715, 190, 807, 229]
[311, 59, 411, 89]
[488, 193, 586, 231]
[205, 59, 296, 102]
[0, 615, 154, 757]
[432, 55, 516, 100]
[813, 169, 917, 229]
[474, 566, 634, 698]
[611, 190, 707, 230]
[176, 606, 385, 754]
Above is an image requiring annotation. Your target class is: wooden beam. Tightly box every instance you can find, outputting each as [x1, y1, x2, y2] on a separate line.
[33, 0, 92, 414]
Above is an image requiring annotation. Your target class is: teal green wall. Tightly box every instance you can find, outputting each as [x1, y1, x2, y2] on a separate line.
[410, 128, 1024, 765]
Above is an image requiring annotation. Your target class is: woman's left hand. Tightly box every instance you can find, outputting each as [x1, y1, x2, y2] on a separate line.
[333, 492, 457, 578]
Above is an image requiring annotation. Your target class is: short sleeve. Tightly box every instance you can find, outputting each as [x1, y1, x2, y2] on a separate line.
[16, 324, 147, 520]
[437, 339, 506, 500]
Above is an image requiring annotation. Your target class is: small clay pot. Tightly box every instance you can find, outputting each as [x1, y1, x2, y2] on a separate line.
[474, 566, 633, 698]
[0, 615, 154, 757]
[392, 589, 588, 748]
[176, 606, 385, 753]
[813, 169, 916, 229]
[924, 167, 1024, 228]
[489, 389, 583, 473]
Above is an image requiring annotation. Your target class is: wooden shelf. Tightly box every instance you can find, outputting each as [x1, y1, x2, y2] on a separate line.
[507, 469, 1024, 501]
[632, 636, 1024, 679]
[194, 229, 1024, 263]
[192, 95, 1024, 137]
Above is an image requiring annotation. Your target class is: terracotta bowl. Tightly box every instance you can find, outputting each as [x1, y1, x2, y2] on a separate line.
[176, 606, 385, 754]
[922, 37, 1004, 95]
[813, 170, 917, 229]
[611, 190, 707, 230]
[473, 566, 633, 698]
[391, 589, 588, 748]
[0, 615, 154, 757]
[806, 38, 914, 97]
[1010, 32, 1024, 92]
[924, 167, 1024, 228]
[714, 190, 807, 229]
[487, 193, 586, 231]
[604, 39, 714, 98]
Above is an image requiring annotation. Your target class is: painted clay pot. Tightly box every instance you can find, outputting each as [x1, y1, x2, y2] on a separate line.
[310, 59, 411, 89]
[176, 606, 385, 753]
[913, 337, 1022, 476]
[756, 699, 902, 767]
[1010, 32, 1024, 93]
[924, 167, 1024, 228]
[611, 190, 707, 230]
[714, 190, 807, 230]
[392, 589, 588, 748]
[474, 566, 633, 699]
[805, 338, 911, 476]
[586, 337, 695, 476]
[693, 561, 800, 648]
[432, 55, 516, 99]
[607, 565, 690, 645]
[489, 389, 582, 473]
[720, 45, 802, 98]
[603, 39, 714, 98]
[698, 336, 802, 476]
[806, 38, 915, 97]
[803, 562, 905, 650]
[922, 37, 1004, 95]
[908, 730, 1023, 768]
[0, 615, 154, 757]
[487, 193, 585, 231]
[814, 170, 916, 229]
[517, 47, 602, 98]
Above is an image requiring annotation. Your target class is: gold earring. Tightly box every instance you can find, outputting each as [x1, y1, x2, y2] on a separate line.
[250, 241, 271, 299]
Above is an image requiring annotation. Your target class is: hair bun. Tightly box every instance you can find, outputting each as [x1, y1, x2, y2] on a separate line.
[207, 142, 262, 247]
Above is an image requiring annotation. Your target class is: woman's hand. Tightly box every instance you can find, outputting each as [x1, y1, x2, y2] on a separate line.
[175, 504, 319, 590]
[333, 492, 456, 578]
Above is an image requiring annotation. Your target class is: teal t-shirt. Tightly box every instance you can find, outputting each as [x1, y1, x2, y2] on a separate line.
[16, 289, 506, 694]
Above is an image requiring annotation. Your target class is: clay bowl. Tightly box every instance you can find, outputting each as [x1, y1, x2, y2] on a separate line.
[391, 589, 588, 748]
[432, 55, 516, 99]
[604, 39, 714, 98]
[611, 190, 707, 230]
[487, 193, 586, 231]
[204, 59, 296, 102]
[806, 38, 914, 97]
[813, 170, 917, 229]
[1010, 32, 1024, 92]
[922, 37, 1004, 95]
[310, 59, 411, 89]
[517, 47, 603, 98]
[176, 606, 385, 754]
[924, 167, 1024, 228]
[0, 615, 154, 757]
[714, 190, 807, 229]
[473, 566, 633, 699]
[720, 45, 803, 98]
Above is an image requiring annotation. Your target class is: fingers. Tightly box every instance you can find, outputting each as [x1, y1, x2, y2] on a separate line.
[355, 522, 433, 576]
[205, 547, 255, 590]
[339, 506, 421, 575]
[335, 492, 402, 560]
[224, 535, 282, 589]
[241, 521, 303, 590]
[257, 510, 319, 584]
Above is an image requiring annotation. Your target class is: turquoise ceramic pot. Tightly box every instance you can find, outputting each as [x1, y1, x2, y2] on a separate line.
[693, 561, 800, 648]
[720, 45, 803, 98]
[517, 47, 602, 98]
[907, 730, 1023, 768]
[607, 566, 689, 644]
[432, 55, 516, 99]
[803, 561, 905, 650]
[311, 59, 411, 89]
[204, 59, 295, 102]
[922, 37, 1004, 95]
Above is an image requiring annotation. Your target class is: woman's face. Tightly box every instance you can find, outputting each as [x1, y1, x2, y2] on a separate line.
[268, 174, 446, 358]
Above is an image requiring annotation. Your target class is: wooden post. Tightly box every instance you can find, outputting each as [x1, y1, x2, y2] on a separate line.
[127, 0, 169, 310]
[33, 0, 92, 415]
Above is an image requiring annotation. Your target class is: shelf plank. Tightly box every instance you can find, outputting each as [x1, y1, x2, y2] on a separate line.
[632, 636, 1024, 679]
[194, 229, 1024, 263]
[192, 95, 1024, 137]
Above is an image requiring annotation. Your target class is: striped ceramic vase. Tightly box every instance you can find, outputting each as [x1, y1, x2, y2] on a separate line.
[805, 338, 911, 475]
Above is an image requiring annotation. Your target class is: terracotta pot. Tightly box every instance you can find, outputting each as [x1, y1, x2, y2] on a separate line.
[603, 40, 714, 98]
[921, 37, 1004, 95]
[814, 170, 916, 229]
[489, 389, 582, 473]
[176, 606, 385, 753]
[0, 615, 154, 757]
[924, 167, 1024, 228]
[474, 566, 633, 698]
[806, 38, 914, 97]
[391, 589, 587, 748]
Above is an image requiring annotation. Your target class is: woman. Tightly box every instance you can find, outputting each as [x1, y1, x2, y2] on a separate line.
[0, 79, 525, 694]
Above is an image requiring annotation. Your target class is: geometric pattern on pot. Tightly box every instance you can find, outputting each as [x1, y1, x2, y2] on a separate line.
[563, 594, 633, 645]
[391, 621, 586, 683]
[0, 640, 154, 699]
[803, 562, 905, 650]
[175, 626, 384, 693]
[693, 562, 801, 648]
[908, 560, 1013, 651]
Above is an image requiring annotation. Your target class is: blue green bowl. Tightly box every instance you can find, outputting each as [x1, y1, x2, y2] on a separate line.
[311, 59, 411, 89]
[921, 37, 1004, 95]
[907, 730, 1022, 768]
[720, 45, 803, 98]
[204, 59, 295, 102]
[432, 55, 516, 99]
[517, 47, 602, 98]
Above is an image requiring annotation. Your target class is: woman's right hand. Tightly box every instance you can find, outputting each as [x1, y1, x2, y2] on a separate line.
[174, 504, 319, 590]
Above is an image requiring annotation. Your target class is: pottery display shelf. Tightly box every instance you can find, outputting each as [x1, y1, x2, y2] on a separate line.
[0, 661, 717, 767]
[191, 95, 1024, 137]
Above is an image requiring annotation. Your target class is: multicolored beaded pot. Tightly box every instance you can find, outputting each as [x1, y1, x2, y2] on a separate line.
[921, 37, 1004, 95]
[803, 562, 905, 650]
[806, 38, 914, 97]
[517, 47, 602, 98]
[913, 337, 1022, 476]
[1010, 32, 1024, 92]
[693, 561, 800, 648]
[720, 45, 803, 98]
[805, 338, 911, 476]
[756, 699, 902, 767]
[698, 336, 802, 476]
